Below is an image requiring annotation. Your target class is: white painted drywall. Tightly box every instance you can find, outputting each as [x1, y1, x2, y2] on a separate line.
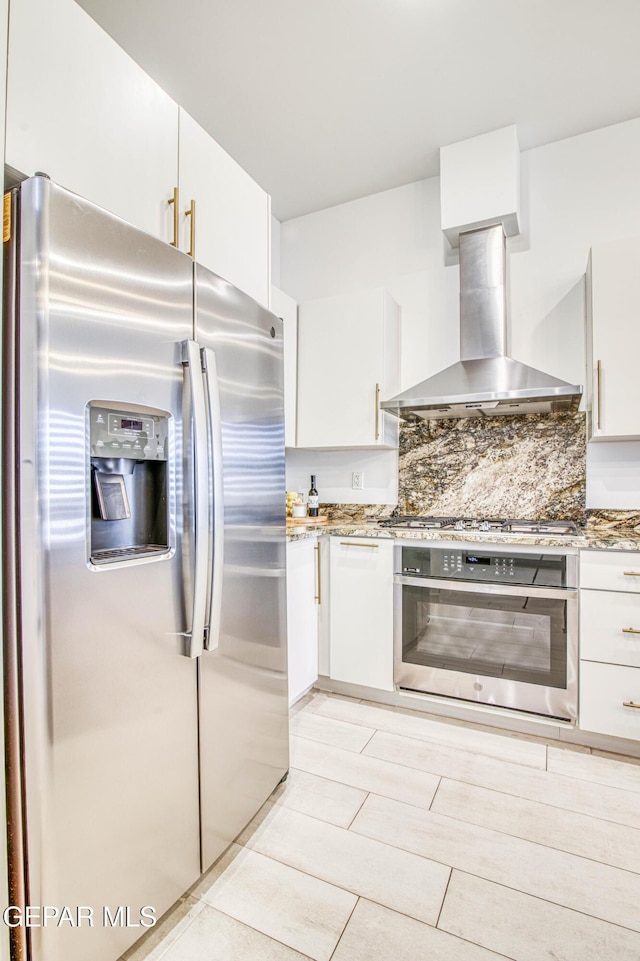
[271, 215, 281, 287]
[286, 447, 399, 506]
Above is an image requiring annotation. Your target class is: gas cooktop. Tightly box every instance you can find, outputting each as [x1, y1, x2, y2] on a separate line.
[378, 515, 580, 536]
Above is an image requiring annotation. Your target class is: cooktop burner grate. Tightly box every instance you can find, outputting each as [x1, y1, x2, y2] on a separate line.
[379, 516, 580, 536]
[378, 515, 457, 529]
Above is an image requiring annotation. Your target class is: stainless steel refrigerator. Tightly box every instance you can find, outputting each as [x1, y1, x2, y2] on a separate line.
[2, 175, 289, 961]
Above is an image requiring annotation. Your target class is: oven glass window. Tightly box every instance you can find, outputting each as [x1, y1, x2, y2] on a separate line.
[401, 585, 567, 688]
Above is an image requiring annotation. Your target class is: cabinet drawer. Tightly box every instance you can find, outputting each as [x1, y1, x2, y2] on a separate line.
[580, 589, 640, 667]
[580, 661, 640, 740]
[580, 550, 640, 593]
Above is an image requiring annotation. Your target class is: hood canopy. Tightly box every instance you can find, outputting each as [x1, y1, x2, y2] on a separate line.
[381, 224, 582, 420]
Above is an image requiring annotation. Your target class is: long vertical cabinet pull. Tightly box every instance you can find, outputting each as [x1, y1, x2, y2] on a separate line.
[314, 542, 321, 604]
[201, 347, 225, 651]
[168, 187, 179, 247]
[596, 359, 602, 431]
[375, 383, 381, 441]
[182, 340, 209, 657]
[186, 199, 196, 259]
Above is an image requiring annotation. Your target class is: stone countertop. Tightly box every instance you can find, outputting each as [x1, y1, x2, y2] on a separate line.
[287, 522, 640, 552]
[581, 532, 640, 552]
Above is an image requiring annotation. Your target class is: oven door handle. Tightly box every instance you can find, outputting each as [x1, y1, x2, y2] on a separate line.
[394, 574, 577, 601]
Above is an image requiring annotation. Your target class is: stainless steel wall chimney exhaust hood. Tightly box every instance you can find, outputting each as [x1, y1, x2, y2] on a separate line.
[381, 224, 582, 421]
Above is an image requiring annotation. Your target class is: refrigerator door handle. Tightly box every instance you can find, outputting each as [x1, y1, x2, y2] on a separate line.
[201, 346, 225, 652]
[182, 339, 209, 657]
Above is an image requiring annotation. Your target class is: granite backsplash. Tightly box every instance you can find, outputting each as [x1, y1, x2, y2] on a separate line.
[396, 410, 587, 522]
[585, 510, 640, 533]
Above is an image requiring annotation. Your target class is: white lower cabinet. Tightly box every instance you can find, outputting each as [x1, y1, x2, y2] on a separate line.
[579, 550, 640, 740]
[328, 537, 394, 691]
[580, 549, 640, 593]
[580, 661, 640, 740]
[286, 538, 319, 705]
[580, 589, 640, 667]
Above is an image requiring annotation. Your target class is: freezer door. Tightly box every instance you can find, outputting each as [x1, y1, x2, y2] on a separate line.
[8, 177, 201, 961]
[195, 265, 289, 871]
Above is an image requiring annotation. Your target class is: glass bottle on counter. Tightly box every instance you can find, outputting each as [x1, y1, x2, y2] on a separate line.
[308, 475, 319, 517]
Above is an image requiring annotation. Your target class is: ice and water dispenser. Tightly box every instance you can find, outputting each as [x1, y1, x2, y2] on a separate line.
[89, 403, 170, 564]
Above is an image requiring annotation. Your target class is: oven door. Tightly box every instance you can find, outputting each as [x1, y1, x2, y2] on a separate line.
[394, 575, 578, 721]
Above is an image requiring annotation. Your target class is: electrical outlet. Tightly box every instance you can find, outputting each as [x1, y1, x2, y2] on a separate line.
[352, 471, 364, 490]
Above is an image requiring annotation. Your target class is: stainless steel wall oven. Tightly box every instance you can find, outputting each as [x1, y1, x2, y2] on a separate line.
[393, 542, 579, 721]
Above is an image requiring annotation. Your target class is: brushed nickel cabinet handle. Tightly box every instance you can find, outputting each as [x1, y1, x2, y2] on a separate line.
[168, 186, 179, 247]
[623, 700, 640, 709]
[596, 359, 602, 431]
[185, 199, 196, 259]
[314, 542, 321, 604]
[375, 383, 380, 441]
[339, 541, 379, 548]
[622, 627, 640, 635]
[623, 571, 640, 577]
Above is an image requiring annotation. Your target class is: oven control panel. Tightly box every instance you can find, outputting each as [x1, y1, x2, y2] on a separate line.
[432, 551, 516, 580]
[400, 546, 569, 588]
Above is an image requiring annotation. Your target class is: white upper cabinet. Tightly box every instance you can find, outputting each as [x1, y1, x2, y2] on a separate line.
[6, 0, 179, 242]
[178, 110, 270, 307]
[586, 237, 640, 441]
[271, 286, 298, 447]
[6, 1, 271, 302]
[297, 289, 400, 449]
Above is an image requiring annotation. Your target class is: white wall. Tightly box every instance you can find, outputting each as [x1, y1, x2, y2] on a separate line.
[587, 442, 640, 507]
[286, 448, 399, 505]
[270, 215, 281, 287]
[281, 117, 640, 509]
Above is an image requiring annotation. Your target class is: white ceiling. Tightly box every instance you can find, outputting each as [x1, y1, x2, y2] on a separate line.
[76, 0, 640, 222]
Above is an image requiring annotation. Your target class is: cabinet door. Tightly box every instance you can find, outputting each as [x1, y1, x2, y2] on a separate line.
[6, 0, 179, 242]
[286, 538, 319, 705]
[297, 289, 400, 449]
[329, 538, 394, 691]
[587, 238, 640, 440]
[580, 661, 640, 740]
[581, 550, 640, 594]
[179, 109, 270, 307]
[271, 286, 298, 447]
[580, 589, 640, 668]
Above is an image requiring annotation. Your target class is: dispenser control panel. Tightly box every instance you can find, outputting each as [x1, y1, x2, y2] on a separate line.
[90, 405, 169, 461]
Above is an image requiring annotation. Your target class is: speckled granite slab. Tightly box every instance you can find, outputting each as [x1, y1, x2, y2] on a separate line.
[397, 411, 586, 522]
[318, 504, 394, 523]
[585, 509, 640, 534]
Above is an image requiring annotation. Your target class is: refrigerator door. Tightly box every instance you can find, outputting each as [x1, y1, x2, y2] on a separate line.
[7, 177, 201, 961]
[195, 265, 289, 871]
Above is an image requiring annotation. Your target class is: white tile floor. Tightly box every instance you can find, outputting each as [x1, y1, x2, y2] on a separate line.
[123, 691, 640, 961]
